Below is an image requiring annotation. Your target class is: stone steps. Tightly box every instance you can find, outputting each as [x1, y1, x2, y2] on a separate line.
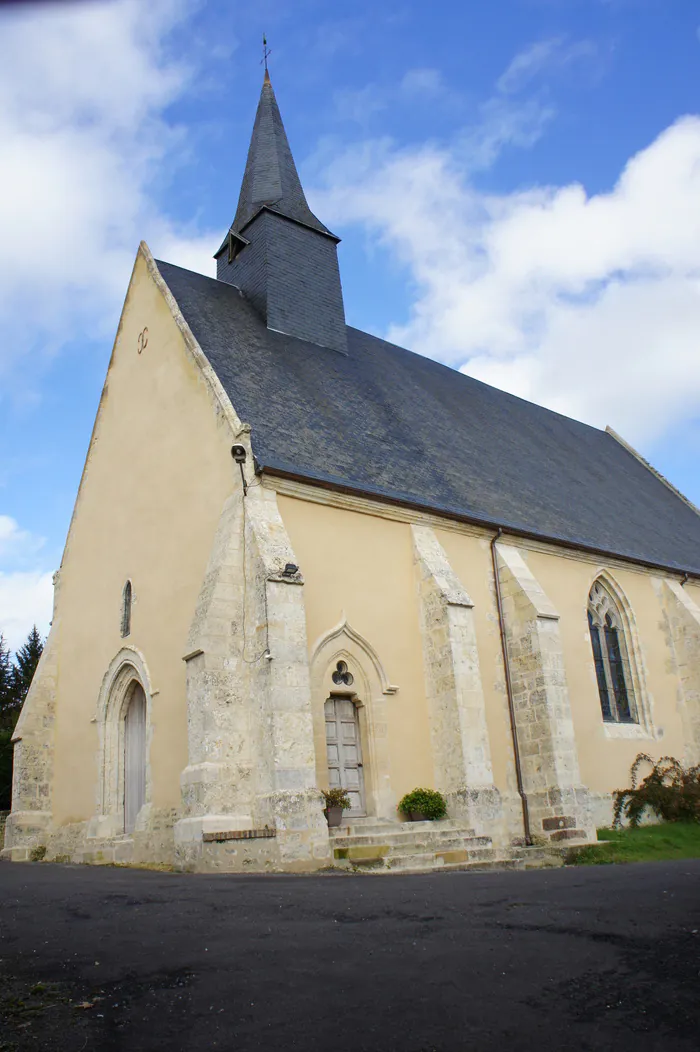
[345, 855, 522, 876]
[328, 817, 595, 875]
[330, 831, 489, 850]
[330, 818, 499, 873]
[386, 846, 496, 871]
[332, 818, 473, 837]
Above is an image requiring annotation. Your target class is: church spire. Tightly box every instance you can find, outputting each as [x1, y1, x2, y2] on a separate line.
[230, 72, 334, 240]
[215, 72, 347, 354]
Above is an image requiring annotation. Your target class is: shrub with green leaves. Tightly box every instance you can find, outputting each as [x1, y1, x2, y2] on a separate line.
[397, 787, 447, 820]
[321, 787, 351, 810]
[613, 753, 700, 827]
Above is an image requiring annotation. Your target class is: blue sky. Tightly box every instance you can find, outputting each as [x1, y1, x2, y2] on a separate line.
[1, 0, 699, 650]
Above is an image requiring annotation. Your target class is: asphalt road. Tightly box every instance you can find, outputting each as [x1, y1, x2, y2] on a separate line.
[1, 860, 699, 1052]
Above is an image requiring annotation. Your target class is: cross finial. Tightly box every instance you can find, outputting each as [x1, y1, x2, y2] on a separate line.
[261, 33, 271, 77]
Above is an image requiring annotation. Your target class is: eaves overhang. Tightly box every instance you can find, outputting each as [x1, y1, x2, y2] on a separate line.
[259, 462, 700, 582]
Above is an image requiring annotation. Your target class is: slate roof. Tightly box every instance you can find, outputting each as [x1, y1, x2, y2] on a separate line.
[157, 259, 700, 575]
[228, 72, 333, 240]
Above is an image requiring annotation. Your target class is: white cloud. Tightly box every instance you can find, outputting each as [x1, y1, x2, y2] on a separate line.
[333, 67, 447, 128]
[0, 572, 53, 654]
[154, 231, 218, 280]
[497, 37, 598, 94]
[329, 38, 598, 168]
[333, 84, 388, 127]
[497, 38, 565, 94]
[0, 0, 217, 386]
[0, 517, 52, 649]
[399, 68, 445, 98]
[314, 116, 700, 447]
[462, 36, 603, 171]
[0, 516, 45, 567]
[0, 0, 222, 642]
[460, 95, 556, 172]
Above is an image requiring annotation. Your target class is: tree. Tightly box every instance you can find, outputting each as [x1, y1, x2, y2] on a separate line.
[0, 635, 16, 809]
[0, 634, 14, 729]
[0, 728, 12, 811]
[0, 633, 11, 697]
[0, 627, 44, 811]
[11, 625, 44, 713]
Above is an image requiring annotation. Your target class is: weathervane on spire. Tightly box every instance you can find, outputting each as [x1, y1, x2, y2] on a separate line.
[261, 34, 271, 74]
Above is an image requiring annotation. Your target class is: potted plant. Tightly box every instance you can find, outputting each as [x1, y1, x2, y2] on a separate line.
[322, 788, 351, 827]
[398, 788, 447, 822]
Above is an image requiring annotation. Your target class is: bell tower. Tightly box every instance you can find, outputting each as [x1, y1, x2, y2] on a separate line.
[215, 72, 347, 354]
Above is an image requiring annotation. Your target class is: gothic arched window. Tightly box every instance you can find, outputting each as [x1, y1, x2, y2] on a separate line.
[121, 580, 132, 638]
[587, 580, 637, 723]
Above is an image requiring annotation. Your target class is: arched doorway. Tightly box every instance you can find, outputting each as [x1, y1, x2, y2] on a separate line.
[310, 617, 399, 821]
[124, 683, 147, 834]
[89, 647, 153, 841]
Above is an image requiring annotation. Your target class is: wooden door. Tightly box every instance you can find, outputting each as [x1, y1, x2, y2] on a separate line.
[124, 683, 146, 834]
[325, 697, 365, 817]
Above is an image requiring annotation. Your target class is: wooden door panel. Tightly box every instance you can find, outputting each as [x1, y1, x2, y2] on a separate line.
[324, 697, 366, 817]
[345, 768, 361, 790]
[124, 684, 146, 834]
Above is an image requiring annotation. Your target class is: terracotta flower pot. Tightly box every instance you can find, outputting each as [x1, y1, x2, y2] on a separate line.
[325, 806, 344, 827]
[409, 811, 428, 822]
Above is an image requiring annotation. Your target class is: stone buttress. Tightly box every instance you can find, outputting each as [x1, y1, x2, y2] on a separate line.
[495, 544, 594, 844]
[412, 526, 505, 841]
[1, 575, 60, 861]
[175, 458, 329, 872]
[660, 579, 700, 765]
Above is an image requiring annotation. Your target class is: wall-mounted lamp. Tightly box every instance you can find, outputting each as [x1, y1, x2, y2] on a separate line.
[231, 444, 248, 495]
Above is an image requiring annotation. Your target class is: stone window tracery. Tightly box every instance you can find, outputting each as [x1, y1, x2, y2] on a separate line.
[587, 580, 637, 723]
[332, 660, 354, 687]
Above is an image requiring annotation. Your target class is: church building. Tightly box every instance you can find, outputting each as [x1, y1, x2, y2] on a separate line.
[4, 73, 700, 872]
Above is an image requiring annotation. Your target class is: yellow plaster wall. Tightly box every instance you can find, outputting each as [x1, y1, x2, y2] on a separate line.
[51, 252, 235, 823]
[277, 491, 694, 806]
[276, 496, 435, 800]
[528, 550, 690, 794]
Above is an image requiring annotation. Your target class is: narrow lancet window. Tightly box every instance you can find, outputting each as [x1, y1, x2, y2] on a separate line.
[121, 580, 132, 638]
[587, 580, 637, 723]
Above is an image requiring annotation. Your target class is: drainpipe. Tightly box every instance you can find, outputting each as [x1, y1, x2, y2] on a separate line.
[491, 528, 533, 846]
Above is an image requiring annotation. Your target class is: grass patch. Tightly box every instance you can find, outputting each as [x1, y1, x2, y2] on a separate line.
[567, 822, 700, 866]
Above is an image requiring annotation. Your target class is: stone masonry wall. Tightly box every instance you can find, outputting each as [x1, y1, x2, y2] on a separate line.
[496, 544, 594, 844]
[174, 467, 329, 872]
[2, 576, 60, 861]
[660, 580, 700, 765]
[245, 486, 330, 871]
[412, 526, 504, 840]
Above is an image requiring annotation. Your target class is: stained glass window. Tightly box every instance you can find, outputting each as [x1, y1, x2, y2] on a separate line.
[588, 612, 612, 721]
[587, 581, 637, 724]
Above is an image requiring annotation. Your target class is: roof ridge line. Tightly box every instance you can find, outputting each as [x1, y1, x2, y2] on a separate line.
[605, 426, 700, 520]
